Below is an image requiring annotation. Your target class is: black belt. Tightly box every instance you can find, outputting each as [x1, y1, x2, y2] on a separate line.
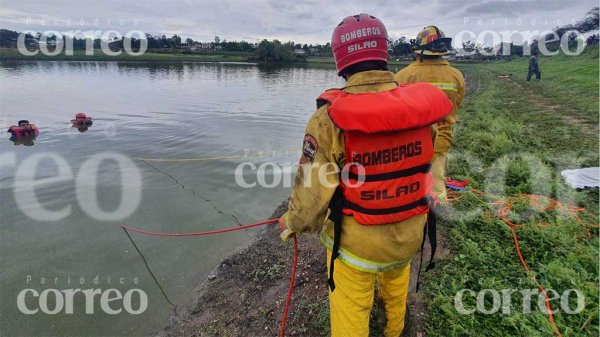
[345, 197, 429, 215]
[346, 163, 431, 182]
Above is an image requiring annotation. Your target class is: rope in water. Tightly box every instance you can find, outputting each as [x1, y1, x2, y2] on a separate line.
[121, 219, 298, 337]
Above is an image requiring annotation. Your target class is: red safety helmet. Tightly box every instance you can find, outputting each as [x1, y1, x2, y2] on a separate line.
[331, 13, 388, 76]
[75, 112, 87, 119]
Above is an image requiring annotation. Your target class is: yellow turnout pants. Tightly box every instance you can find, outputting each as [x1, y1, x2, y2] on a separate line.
[431, 152, 448, 202]
[327, 251, 410, 337]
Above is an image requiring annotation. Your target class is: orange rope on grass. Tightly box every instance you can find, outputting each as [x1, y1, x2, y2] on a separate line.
[450, 189, 598, 337]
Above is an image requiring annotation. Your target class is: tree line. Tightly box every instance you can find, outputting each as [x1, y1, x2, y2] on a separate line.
[554, 7, 599, 39]
[0, 28, 418, 62]
[1, 7, 595, 62]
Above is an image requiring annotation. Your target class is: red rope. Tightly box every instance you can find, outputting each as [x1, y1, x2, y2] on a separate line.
[121, 219, 299, 337]
[465, 190, 599, 337]
[121, 218, 278, 237]
[279, 235, 298, 337]
[501, 216, 563, 337]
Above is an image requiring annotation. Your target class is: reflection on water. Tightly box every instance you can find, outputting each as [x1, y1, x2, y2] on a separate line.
[72, 123, 92, 133]
[8, 135, 37, 146]
[0, 60, 343, 336]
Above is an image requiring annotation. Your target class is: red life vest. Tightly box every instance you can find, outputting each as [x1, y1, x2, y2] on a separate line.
[318, 82, 453, 225]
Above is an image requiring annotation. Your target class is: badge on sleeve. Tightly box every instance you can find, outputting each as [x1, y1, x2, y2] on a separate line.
[300, 134, 318, 164]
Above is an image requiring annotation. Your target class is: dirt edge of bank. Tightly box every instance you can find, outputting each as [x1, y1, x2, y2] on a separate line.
[160, 200, 447, 337]
[159, 200, 329, 337]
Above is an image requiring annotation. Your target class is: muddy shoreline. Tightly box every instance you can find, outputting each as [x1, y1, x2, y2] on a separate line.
[160, 201, 445, 337]
[159, 200, 329, 337]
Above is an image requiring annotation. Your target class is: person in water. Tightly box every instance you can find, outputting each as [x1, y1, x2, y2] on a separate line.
[71, 112, 93, 125]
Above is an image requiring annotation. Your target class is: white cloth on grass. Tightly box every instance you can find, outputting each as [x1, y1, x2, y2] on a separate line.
[561, 167, 600, 189]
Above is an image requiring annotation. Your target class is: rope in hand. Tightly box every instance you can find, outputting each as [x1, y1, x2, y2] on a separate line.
[121, 219, 299, 337]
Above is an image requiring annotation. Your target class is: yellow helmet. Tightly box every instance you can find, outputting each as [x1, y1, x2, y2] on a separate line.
[411, 25, 453, 55]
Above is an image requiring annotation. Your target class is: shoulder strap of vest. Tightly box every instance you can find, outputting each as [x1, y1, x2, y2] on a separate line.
[316, 89, 345, 109]
[416, 196, 438, 292]
[327, 187, 344, 292]
[327, 83, 453, 133]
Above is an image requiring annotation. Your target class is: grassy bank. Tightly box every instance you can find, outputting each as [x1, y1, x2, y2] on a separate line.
[0, 48, 252, 62]
[481, 45, 599, 121]
[422, 48, 599, 336]
[0, 48, 416, 66]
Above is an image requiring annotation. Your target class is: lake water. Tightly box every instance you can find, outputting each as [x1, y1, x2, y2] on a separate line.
[0, 61, 345, 336]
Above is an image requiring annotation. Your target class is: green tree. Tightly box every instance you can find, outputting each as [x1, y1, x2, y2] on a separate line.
[170, 34, 181, 48]
[389, 37, 411, 58]
[254, 39, 299, 63]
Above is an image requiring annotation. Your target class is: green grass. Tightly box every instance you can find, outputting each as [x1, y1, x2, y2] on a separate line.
[481, 45, 599, 121]
[421, 49, 599, 337]
[293, 298, 330, 336]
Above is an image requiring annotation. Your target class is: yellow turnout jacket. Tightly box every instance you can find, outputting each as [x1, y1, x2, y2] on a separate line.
[281, 70, 429, 272]
[395, 58, 464, 153]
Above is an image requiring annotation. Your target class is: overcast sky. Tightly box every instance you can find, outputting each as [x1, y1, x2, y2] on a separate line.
[0, 0, 596, 45]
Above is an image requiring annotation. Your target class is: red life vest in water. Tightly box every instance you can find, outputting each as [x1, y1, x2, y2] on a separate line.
[317, 82, 453, 225]
[7, 124, 40, 138]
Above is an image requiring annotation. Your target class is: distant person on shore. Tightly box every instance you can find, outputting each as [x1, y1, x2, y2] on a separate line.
[278, 14, 452, 337]
[395, 26, 465, 203]
[527, 52, 541, 81]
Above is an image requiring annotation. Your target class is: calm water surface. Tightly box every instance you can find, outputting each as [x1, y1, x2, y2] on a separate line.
[0, 60, 343, 336]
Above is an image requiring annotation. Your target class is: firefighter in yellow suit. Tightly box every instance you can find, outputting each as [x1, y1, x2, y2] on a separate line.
[396, 26, 465, 201]
[278, 15, 453, 337]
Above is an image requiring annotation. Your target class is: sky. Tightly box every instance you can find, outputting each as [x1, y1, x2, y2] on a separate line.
[0, 0, 597, 45]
